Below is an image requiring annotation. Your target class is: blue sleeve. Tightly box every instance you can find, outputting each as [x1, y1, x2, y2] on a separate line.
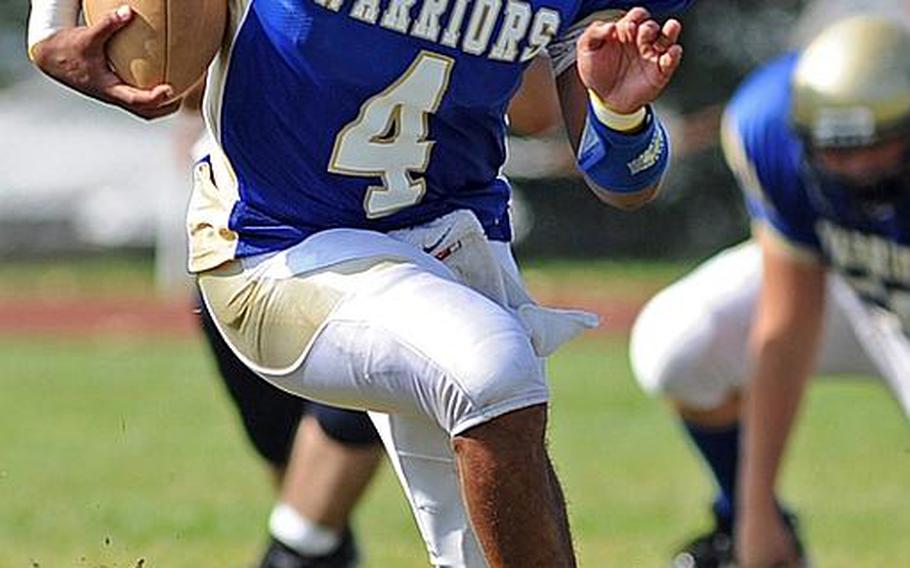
[575, 0, 694, 23]
[720, 54, 822, 254]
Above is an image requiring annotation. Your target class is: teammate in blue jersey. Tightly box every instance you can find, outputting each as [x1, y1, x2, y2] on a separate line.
[29, 1, 691, 565]
[630, 16, 910, 568]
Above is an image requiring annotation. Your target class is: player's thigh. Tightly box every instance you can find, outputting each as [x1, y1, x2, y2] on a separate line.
[200, 242, 546, 436]
[630, 242, 761, 408]
[287, 261, 547, 435]
[629, 241, 908, 413]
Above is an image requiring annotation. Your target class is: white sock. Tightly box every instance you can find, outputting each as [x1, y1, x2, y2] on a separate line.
[268, 503, 341, 556]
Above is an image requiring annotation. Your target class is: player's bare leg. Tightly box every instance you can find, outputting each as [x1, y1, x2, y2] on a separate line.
[263, 415, 382, 567]
[453, 404, 575, 568]
[546, 456, 574, 559]
[281, 416, 383, 532]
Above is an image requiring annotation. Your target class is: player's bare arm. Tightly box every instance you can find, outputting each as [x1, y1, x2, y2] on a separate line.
[560, 7, 683, 210]
[29, 3, 177, 120]
[507, 57, 562, 137]
[737, 228, 826, 568]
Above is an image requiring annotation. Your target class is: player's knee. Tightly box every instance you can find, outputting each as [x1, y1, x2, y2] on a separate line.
[445, 330, 547, 436]
[311, 403, 381, 446]
[630, 293, 720, 405]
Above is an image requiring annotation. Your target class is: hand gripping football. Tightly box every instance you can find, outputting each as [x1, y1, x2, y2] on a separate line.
[83, 0, 227, 100]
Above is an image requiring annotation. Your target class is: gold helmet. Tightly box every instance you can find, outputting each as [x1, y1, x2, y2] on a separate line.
[792, 16, 910, 148]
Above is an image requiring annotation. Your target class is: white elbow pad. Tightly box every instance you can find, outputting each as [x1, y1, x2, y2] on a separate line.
[27, 0, 82, 59]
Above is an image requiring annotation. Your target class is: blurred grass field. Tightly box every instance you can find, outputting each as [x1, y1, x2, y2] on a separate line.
[0, 257, 908, 567]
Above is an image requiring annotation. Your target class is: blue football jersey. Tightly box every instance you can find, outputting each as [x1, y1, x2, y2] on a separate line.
[191, 0, 692, 269]
[722, 53, 910, 329]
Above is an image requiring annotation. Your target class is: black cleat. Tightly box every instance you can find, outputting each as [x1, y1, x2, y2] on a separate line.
[781, 512, 809, 567]
[670, 511, 808, 568]
[258, 529, 360, 568]
[670, 522, 734, 568]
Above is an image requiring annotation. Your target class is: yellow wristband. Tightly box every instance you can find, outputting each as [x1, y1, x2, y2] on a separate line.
[588, 89, 647, 133]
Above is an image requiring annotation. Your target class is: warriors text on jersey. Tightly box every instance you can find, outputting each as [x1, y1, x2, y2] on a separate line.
[721, 53, 910, 331]
[188, 0, 692, 271]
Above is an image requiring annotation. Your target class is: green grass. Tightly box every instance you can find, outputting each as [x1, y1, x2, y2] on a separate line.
[0, 255, 156, 300]
[520, 257, 697, 298]
[0, 335, 907, 567]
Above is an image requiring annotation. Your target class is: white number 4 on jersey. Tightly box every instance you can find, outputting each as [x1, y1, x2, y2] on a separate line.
[329, 51, 454, 219]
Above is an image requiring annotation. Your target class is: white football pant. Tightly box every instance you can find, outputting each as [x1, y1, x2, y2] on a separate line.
[630, 241, 910, 416]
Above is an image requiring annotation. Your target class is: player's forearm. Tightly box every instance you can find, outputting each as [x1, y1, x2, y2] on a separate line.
[27, 0, 81, 61]
[740, 339, 814, 512]
[740, 235, 826, 514]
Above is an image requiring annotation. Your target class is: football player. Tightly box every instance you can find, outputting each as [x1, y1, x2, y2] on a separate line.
[187, 60, 564, 568]
[28, 1, 690, 565]
[630, 16, 910, 568]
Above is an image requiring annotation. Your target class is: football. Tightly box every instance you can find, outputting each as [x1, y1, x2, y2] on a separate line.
[83, 0, 227, 99]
